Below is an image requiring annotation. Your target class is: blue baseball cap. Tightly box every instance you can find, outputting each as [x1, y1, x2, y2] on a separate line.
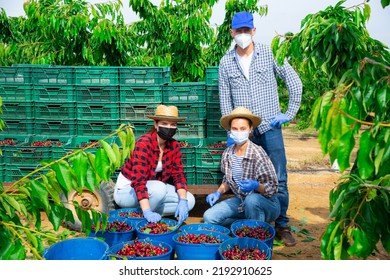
[231, 11, 254, 29]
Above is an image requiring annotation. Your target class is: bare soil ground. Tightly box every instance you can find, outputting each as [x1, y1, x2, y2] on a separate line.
[39, 127, 389, 260]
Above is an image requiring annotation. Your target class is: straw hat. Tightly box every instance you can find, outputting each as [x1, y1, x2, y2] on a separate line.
[220, 107, 261, 130]
[147, 105, 186, 122]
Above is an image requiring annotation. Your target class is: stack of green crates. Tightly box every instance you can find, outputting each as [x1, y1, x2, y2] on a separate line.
[0, 65, 227, 186]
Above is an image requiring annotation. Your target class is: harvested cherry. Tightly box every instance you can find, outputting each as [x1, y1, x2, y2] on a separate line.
[234, 225, 272, 240]
[222, 245, 268, 260]
[140, 221, 171, 234]
[92, 220, 133, 232]
[118, 210, 143, 218]
[176, 233, 222, 244]
[115, 239, 169, 257]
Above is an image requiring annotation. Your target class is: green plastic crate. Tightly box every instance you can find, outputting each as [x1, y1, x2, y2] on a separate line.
[129, 121, 153, 139]
[175, 103, 207, 121]
[205, 66, 219, 85]
[2, 119, 34, 135]
[119, 85, 163, 103]
[195, 138, 226, 168]
[183, 166, 196, 185]
[206, 119, 227, 138]
[206, 102, 222, 120]
[35, 101, 76, 119]
[119, 67, 170, 86]
[75, 66, 119, 86]
[75, 85, 119, 103]
[176, 121, 206, 140]
[178, 139, 201, 167]
[32, 66, 74, 85]
[77, 103, 120, 120]
[206, 85, 219, 103]
[76, 119, 121, 137]
[0, 66, 31, 84]
[2, 144, 52, 166]
[32, 85, 75, 101]
[34, 119, 77, 136]
[2, 101, 34, 120]
[196, 167, 224, 185]
[162, 82, 206, 103]
[2, 164, 47, 182]
[0, 84, 32, 102]
[0, 134, 31, 147]
[120, 103, 158, 121]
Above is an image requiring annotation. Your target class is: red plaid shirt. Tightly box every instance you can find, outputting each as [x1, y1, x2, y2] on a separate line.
[121, 130, 187, 201]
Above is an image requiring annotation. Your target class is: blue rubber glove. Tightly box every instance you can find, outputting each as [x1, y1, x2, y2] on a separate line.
[226, 135, 235, 147]
[238, 179, 259, 193]
[175, 198, 189, 225]
[142, 208, 161, 223]
[269, 113, 291, 129]
[206, 191, 221, 207]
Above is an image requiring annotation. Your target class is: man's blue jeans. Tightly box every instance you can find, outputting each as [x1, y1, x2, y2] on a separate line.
[251, 128, 289, 228]
[203, 193, 280, 228]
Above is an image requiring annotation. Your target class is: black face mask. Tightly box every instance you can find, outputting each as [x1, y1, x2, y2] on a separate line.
[157, 126, 177, 140]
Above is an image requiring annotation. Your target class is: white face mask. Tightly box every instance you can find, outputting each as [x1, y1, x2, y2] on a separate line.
[230, 131, 250, 145]
[234, 33, 252, 49]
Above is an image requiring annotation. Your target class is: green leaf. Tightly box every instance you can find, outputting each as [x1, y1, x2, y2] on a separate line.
[337, 130, 354, 172]
[95, 148, 111, 182]
[112, 142, 121, 168]
[52, 161, 74, 195]
[3, 195, 21, 213]
[29, 180, 49, 211]
[72, 152, 88, 188]
[100, 140, 117, 165]
[357, 130, 374, 179]
[376, 85, 388, 111]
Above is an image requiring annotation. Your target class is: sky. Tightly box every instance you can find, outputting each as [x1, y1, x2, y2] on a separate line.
[0, 0, 389, 47]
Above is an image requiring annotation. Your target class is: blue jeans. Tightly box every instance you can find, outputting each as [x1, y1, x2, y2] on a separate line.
[203, 193, 280, 228]
[251, 128, 289, 228]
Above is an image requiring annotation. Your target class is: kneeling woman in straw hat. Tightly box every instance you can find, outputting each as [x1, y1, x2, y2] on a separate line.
[203, 107, 280, 227]
[114, 105, 195, 225]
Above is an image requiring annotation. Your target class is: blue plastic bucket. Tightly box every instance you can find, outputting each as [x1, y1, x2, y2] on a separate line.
[107, 238, 172, 260]
[89, 217, 136, 246]
[179, 223, 230, 235]
[135, 218, 178, 250]
[172, 229, 231, 260]
[219, 237, 272, 260]
[109, 207, 145, 223]
[230, 219, 276, 250]
[43, 237, 109, 260]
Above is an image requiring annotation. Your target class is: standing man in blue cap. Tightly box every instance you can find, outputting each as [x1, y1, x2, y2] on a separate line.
[218, 11, 303, 246]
